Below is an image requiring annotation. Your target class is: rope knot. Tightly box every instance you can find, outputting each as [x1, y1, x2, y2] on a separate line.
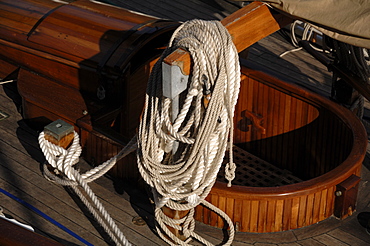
[39, 130, 135, 246]
[225, 161, 236, 187]
[39, 131, 82, 181]
[186, 193, 200, 206]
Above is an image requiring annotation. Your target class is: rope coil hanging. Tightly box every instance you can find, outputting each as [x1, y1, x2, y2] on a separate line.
[137, 19, 240, 245]
[38, 18, 240, 246]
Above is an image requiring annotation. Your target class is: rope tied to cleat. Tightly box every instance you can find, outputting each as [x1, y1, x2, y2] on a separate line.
[39, 19, 240, 246]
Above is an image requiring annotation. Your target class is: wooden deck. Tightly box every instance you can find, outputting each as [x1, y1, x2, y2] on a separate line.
[1, 0, 370, 245]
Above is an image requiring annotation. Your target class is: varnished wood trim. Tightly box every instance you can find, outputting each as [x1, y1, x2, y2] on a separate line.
[163, 2, 292, 75]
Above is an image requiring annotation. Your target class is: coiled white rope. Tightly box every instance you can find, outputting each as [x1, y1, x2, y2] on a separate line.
[38, 19, 240, 246]
[39, 131, 137, 246]
[137, 19, 240, 245]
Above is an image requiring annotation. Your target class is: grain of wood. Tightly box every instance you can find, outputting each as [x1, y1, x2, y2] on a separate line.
[296, 238, 325, 246]
[278, 243, 301, 246]
[254, 243, 278, 246]
[313, 234, 351, 246]
[328, 228, 369, 246]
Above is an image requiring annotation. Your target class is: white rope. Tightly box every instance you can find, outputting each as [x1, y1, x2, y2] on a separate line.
[39, 131, 137, 246]
[38, 18, 240, 246]
[280, 20, 328, 57]
[137, 19, 240, 245]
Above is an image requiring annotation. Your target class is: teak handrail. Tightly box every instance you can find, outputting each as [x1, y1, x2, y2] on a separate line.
[163, 2, 292, 75]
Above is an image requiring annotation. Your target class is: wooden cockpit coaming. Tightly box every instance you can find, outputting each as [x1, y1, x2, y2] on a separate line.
[233, 64, 355, 182]
[196, 62, 366, 233]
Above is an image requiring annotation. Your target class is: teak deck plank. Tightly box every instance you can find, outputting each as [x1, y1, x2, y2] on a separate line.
[313, 234, 350, 246]
[327, 228, 369, 246]
[0, 87, 164, 245]
[296, 238, 326, 246]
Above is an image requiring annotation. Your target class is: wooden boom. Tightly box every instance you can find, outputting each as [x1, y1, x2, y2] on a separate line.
[163, 2, 292, 75]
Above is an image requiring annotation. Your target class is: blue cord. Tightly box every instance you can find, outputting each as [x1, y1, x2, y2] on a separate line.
[0, 188, 93, 246]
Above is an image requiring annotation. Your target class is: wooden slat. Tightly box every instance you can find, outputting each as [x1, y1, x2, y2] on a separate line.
[298, 196, 307, 228]
[312, 191, 322, 224]
[233, 199, 243, 231]
[290, 197, 300, 230]
[257, 200, 267, 233]
[210, 195, 219, 227]
[203, 196, 211, 225]
[250, 200, 259, 232]
[325, 186, 335, 218]
[226, 198, 234, 229]
[241, 200, 251, 232]
[282, 199, 292, 231]
[274, 200, 284, 232]
[217, 196, 226, 228]
[271, 88, 280, 163]
[266, 200, 276, 232]
[281, 95, 291, 168]
[246, 76, 254, 142]
[305, 193, 314, 226]
[329, 116, 339, 171]
[320, 113, 329, 174]
[319, 189, 328, 221]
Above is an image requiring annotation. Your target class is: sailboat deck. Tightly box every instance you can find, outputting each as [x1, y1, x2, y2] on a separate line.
[1, 0, 370, 245]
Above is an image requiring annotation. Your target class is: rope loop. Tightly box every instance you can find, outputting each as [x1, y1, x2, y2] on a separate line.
[39, 131, 136, 246]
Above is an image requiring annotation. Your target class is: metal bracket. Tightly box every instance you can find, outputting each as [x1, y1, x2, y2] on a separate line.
[162, 62, 189, 153]
[44, 119, 74, 142]
[162, 62, 189, 121]
[334, 174, 361, 219]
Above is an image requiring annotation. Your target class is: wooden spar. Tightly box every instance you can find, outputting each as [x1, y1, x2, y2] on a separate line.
[163, 2, 292, 75]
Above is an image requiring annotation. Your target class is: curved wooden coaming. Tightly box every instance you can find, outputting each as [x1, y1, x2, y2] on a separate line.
[194, 64, 367, 233]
